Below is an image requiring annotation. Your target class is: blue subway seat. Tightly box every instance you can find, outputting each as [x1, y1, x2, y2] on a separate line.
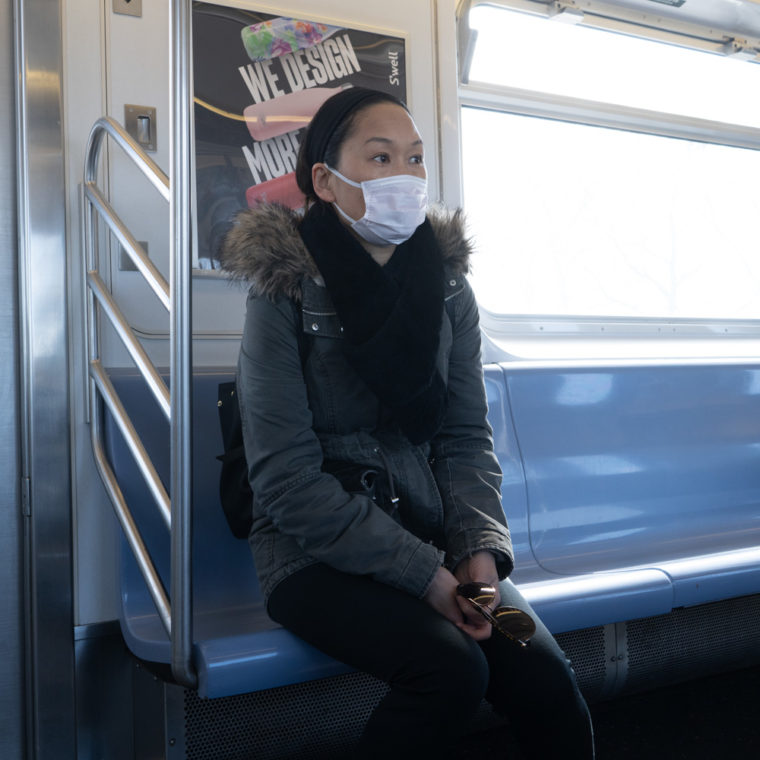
[104, 362, 760, 699]
[498, 361, 760, 626]
[105, 370, 351, 698]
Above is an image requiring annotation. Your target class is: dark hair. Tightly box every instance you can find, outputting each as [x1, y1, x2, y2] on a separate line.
[295, 87, 409, 205]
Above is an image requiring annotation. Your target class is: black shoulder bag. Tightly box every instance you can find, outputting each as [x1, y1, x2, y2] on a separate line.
[216, 300, 311, 539]
[216, 382, 253, 538]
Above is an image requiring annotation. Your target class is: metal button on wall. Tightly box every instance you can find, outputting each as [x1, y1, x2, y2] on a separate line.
[113, 0, 142, 17]
[124, 104, 156, 152]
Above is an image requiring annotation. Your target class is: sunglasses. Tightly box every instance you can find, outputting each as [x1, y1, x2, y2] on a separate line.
[456, 582, 537, 647]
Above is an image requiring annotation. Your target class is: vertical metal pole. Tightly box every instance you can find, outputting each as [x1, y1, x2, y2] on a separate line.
[84, 129, 104, 427]
[2, 1, 25, 755]
[170, 0, 196, 688]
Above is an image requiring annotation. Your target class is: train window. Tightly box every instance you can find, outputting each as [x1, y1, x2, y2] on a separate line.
[462, 109, 760, 319]
[465, 3, 760, 128]
[459, 1, 760, 356]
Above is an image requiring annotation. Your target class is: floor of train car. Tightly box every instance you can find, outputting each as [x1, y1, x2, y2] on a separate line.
[456, 664, 760, 759]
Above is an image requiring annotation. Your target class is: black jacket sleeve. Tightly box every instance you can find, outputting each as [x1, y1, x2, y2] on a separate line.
[430, 279, 514, 579]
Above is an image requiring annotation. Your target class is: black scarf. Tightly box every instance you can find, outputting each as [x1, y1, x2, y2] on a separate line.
[299, 204, 447, 444]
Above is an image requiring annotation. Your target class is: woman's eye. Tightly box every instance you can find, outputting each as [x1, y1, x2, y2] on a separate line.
[372, 153, 390, 164]
[410, 154, 425, 165]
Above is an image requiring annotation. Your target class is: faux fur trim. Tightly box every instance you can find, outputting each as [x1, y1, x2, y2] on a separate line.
[219, 203, 316, 302]
[219, 203, 473, 300]
[427, 206, 472, 277]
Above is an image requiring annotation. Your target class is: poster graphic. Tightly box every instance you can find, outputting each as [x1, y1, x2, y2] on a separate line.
[192, 3, 407, 268]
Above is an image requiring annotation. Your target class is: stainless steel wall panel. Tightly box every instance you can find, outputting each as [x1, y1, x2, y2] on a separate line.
[15, 0, 76, 756]
[1, 0, 24, 756]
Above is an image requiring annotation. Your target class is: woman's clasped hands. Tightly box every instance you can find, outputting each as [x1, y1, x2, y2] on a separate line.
[424, 550, 500, 641]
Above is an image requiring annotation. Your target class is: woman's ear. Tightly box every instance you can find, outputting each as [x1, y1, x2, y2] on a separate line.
[312, 163, 336, 203]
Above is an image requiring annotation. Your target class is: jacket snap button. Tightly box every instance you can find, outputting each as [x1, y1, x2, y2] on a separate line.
[311, 323, 319, 331]
[449, 279, 457, 286]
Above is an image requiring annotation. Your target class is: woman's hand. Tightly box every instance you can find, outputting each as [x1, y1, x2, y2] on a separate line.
[452, 551, 501, 639]
[454, 551, 500, 599]
[423, 564, 493, 641]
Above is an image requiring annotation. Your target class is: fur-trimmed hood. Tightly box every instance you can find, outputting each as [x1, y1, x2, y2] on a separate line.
[219, 203, 473, 301]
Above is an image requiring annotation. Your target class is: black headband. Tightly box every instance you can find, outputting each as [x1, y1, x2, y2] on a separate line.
[304, 86, 401, 167]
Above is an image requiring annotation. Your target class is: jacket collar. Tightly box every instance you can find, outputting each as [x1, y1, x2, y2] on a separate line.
[301, 271, 465, 339]
[219, 202, 474, 303]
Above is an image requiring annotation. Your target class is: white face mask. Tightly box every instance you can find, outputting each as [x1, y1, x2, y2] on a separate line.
[326, 165, 428, 246]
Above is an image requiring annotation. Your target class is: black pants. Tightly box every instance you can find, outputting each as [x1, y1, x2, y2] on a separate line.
[268, 564, 595, 759]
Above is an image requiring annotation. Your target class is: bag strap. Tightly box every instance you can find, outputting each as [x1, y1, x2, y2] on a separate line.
[444, 295, 456, 333]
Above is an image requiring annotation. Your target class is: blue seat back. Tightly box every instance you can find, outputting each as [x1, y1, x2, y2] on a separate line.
[501, 363, 760, 576]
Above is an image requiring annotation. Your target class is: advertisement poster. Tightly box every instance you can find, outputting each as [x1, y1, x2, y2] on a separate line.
[192, 3, 407, 268]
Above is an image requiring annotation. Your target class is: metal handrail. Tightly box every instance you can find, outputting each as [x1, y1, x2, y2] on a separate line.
[84, 116, 170, 201]
[169, 0, 195, 690]
[87, 270, 171, 419]
[83, 4, 196, 688]
[82, 116, 178, 660]
[84, 181, 170, 311]
[90, 360, 171, 528]
[90, 432, 172, 636]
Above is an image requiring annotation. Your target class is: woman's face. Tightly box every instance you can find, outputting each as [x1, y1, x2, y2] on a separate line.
[313, 102, 426, 224]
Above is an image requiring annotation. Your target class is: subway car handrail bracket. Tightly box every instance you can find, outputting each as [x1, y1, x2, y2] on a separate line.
[82, 103, 196, 686]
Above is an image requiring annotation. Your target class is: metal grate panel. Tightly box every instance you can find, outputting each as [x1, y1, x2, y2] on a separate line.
[179, 596, 760, 759]
[624, 594, 760, 695]
[180, 626, 611, 759]
[184, 671, 388, 760]
[555, 625, 609, 703]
